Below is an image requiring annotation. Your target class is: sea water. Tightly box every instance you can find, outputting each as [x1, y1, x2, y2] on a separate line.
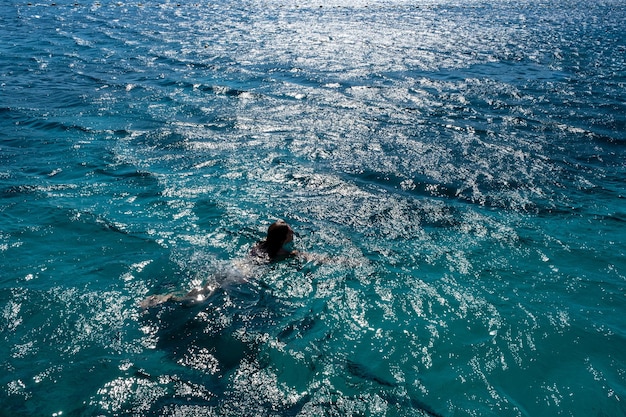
[1, 0, 625, 416]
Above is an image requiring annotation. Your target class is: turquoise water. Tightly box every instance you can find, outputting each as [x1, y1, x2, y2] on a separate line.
[1, 0, 625, 416]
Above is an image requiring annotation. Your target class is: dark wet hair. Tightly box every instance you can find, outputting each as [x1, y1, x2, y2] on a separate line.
[258, 220, 291, 259]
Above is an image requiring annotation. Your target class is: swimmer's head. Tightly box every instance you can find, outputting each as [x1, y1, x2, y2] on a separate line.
[267, 220, 293, 246]
[254, 220, 295, 260]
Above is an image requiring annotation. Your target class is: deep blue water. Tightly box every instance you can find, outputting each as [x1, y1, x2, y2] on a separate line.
[1, 0, 625, 416]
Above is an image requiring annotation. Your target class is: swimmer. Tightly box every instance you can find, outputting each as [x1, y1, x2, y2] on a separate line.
[250, 220, 331, 264]
[250, 220, 297, 262]
[140, 220, 303, 309]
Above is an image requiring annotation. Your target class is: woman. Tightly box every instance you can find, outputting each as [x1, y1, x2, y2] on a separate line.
[250, 220, 297, 262]
[140, 220, 300, 308]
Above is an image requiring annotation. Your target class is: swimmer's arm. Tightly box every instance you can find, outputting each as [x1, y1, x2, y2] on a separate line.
[293, 250, 363, 266]
[292, 250, 330, 263]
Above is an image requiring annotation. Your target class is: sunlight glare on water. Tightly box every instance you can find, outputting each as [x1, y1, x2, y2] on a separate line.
[0, 0, 625, 416]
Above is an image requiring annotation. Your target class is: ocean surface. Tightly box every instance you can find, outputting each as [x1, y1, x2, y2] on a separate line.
[1, 0, 625, 416]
